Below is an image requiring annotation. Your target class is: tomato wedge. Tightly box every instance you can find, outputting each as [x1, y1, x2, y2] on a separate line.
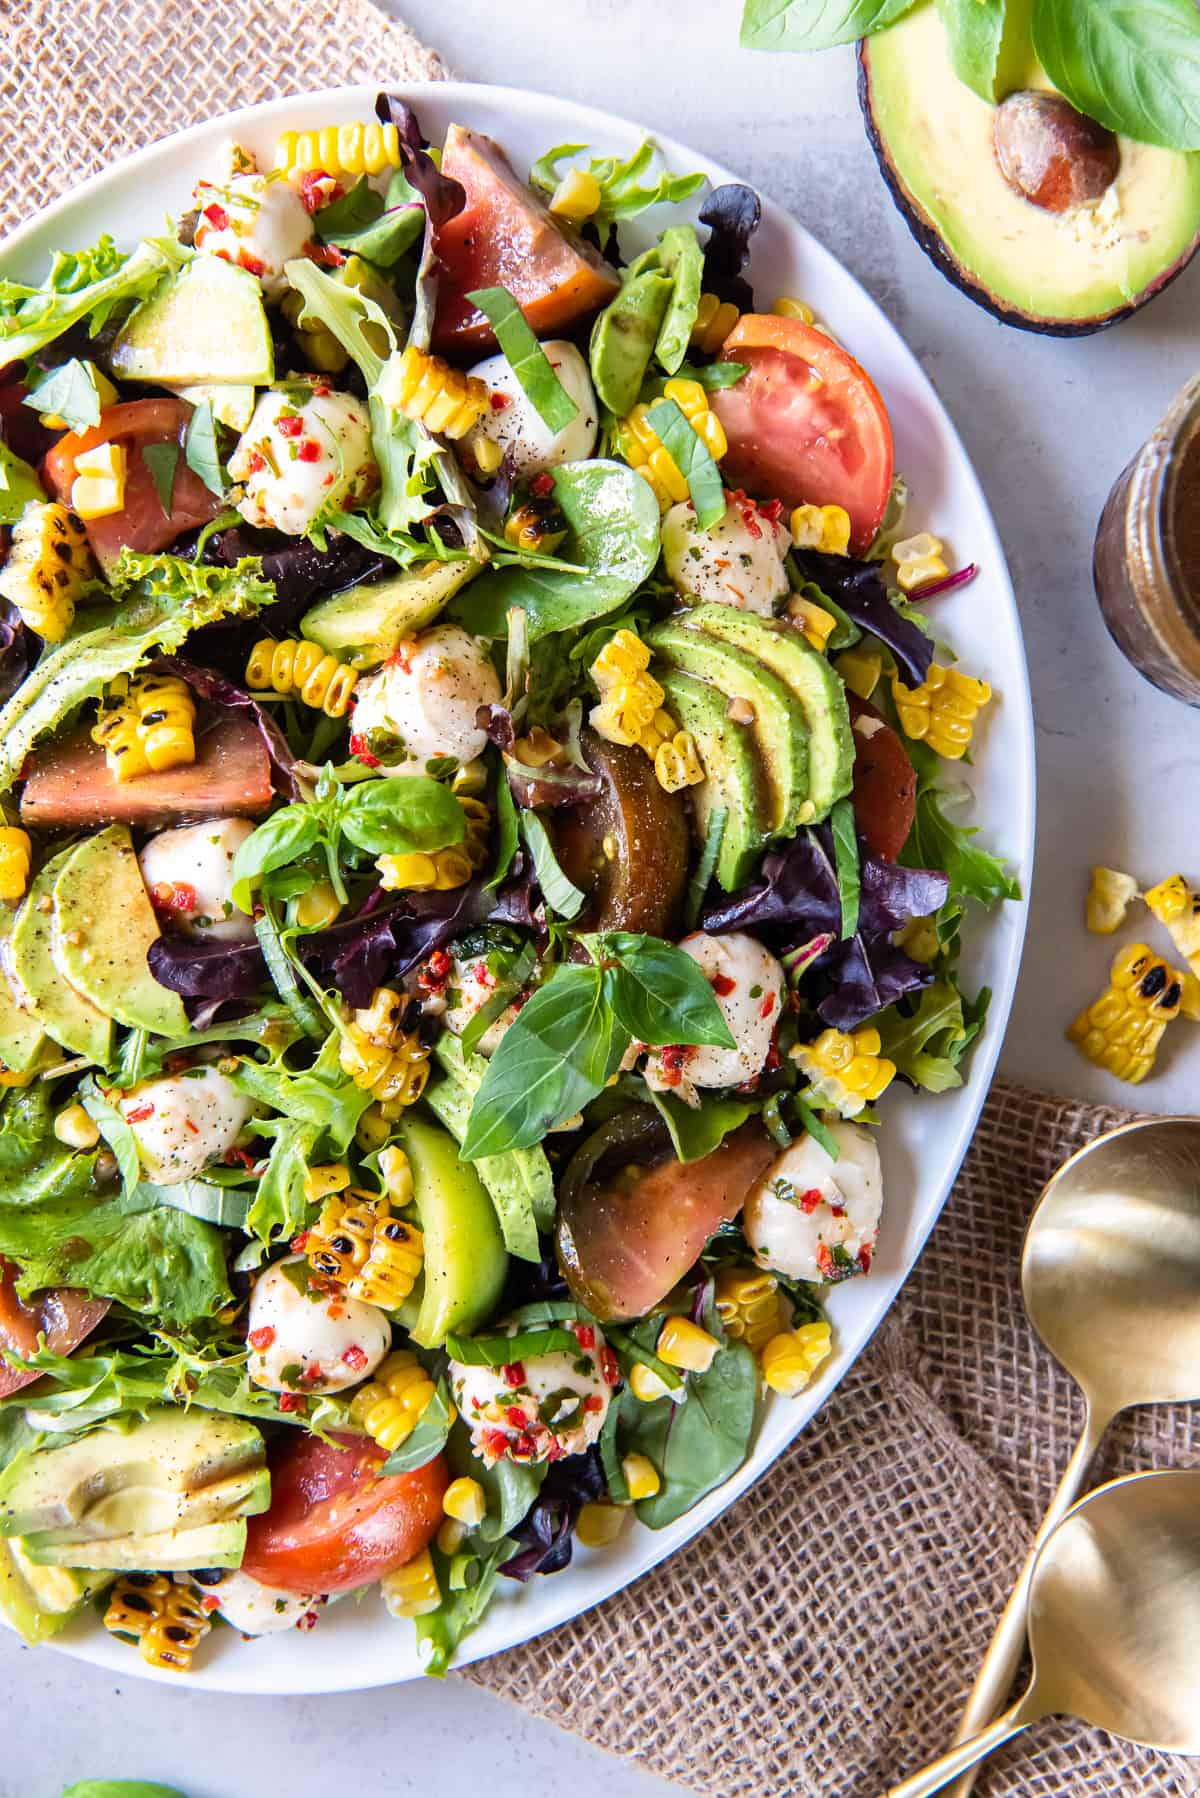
[242, 1433, 447, 1595]
[849, 695, 916, 862]
[0, 1257, 109, 1399]
[712, 315, 895, 556]
[43, 398, 221, 569]
[433, 126, 621, 353]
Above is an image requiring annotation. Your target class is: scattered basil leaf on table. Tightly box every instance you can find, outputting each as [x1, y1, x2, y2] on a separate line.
[62, 1782, 190, 1798]
[22, 358, 103, 433]
[467, 285, 580, 432]
[646, 396, 725, 529]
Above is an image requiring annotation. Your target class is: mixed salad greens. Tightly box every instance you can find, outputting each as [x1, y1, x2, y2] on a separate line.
[0, 96, 1017, 1675]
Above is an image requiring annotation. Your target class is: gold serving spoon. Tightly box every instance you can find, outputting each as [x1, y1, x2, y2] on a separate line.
[944, 1115, 1200, 1798]
[884, 1467, 1200, 1796]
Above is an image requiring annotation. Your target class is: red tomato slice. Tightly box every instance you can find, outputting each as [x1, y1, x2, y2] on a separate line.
[712, 315, 895, 556]
[433, 126, 621, 353]
[242, 1433, 448, 1595]
[43, 398, 221, 569]
[848, 695, 916, 862]
[0, 1256, 109, 1399]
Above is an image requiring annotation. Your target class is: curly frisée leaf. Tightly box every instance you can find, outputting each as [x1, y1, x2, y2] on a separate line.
[528, 138, 706, 227]
[283, 256, 397, 389]
[0, 234, 187, 364]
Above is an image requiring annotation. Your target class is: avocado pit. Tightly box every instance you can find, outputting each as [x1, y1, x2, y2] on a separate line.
[993, 91, 1119, 215]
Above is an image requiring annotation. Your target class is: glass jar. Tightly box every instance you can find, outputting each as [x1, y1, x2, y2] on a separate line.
[1093, 376, 1200, 706]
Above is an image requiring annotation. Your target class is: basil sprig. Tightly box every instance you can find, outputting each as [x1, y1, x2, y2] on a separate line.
[460, 931, 736, 1159]
[467, 285, 580, 432]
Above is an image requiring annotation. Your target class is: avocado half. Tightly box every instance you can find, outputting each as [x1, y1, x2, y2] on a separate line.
[858, 1, 1200, 335]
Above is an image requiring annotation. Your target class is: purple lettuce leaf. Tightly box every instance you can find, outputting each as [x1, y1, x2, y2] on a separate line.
[501, 1448, 608, 1583]
[374, 94, 467, 230]
[812, 935, 930, 1031]
[158, 657, 303, 800]
[199, 526, 387, 642]
[698, 184, 761, 312]
[147, 934, 266, 1026]
[0, 600, 33, 705]
[792, 549, 934, 688]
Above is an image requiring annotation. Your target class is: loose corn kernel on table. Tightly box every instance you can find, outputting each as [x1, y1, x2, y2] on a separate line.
[7, 1, 1200, 1795]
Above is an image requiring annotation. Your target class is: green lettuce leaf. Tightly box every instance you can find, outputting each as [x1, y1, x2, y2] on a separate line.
[0, 443, 46, 526]
[874, 975, 990, 1093]
[0, 236, 187, 365]
[901, 741, 1021, 917]
[528, 138, 706, 227]
[0, 1085, 98, 1207]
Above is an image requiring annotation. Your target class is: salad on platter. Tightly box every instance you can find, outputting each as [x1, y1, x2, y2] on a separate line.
[0, 97, 1017, 1676]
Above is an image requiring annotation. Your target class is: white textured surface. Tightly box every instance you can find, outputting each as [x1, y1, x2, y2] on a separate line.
[7, 1, 1200, 1792]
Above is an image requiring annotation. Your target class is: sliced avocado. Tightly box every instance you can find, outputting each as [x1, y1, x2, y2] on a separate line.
[110, 255, 274, 385]
[683, 604, 854, 823]
[397, 1113, 508, 1349]
[54, 826, 188, 1037]
[648, 619, 810, 839]
[302, 560, 484, 669]
[173, 382, 257, 431]
[657, 667, 769, 891]
[0, 1539, 111, 1643]
[859, 1, 1200, 334]
[0, 912, 45, 1074]
[0, 1407, 266, 1541]
[8, 850, 112, 1063]
[24, 1516, 247, 1572]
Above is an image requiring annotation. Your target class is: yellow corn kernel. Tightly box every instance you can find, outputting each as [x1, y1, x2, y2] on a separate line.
[378, 793, 488, 893]
[657, 1315, 719, 1374]
[471, 435, 504, 476]
[443, 1477, 487, 1527]
[0, 500, 95, 643]
[892, 663, 992, 761]
[306, 1188, 379, 1283]
[104, 1571, 172, 1642]
[662, 377, 728, 460]
[1067, 942, 1186, 1084]
[91, 678, 152, 782]
[621, 1453, 661, 1501]
[382, 1547, 441, 1618]
[773, 296, 815, 324]
[294, 881, 342, 929]
[1086, 866, 1139, 936]
[1181, 972, 1200, 1023]
[130, 672, 196, 774]
[0, 828, 32, 904]
[653, 730, 704, 794]
[574, 1503, 627, 1549]
[303, 1162, 351, 1205]
[38, 362, 118, 429]
[834, 647, 882, 701]
[378, 1145, 414, 1207]
[54, 1102, 101, 1150]
[382, 344, 489, 440]
[339, 992, 430, 1113]
[105, 1574, 209, 1674]
[1144, 874, 1200, 976]
[437, 1517, 467, 1556]
[788, 595, 838, 653]
[275, 122, 402, 178]
[895, 914, 941, 964]
[618, 405, 689, 509]
[789, 502, 851, 557]
[70, 440, 127, 520]
[892, 532, 949, 593]
[591, 628, 653, 688]
[347, 1209, 424, 1308]
[511, 725, 567, 769]
[355, 1105, 392, 1154]
[690, 292, 740, 356]
[350, 1350, 436, 1451]
[245, 638, 358, 718]
[628, 1362, 672, 1403]
[760, 1320, 833, 1396]
[793, 1025, 897, 1118]
[504, 496, 567, 556]
[714, 1266, 790, 1353]
[548, 167, 602, 223]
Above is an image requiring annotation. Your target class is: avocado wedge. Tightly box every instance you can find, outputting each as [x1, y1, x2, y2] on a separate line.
[397, 1114, 508, 1349]
[54, 825, 188, 1037]
[657, 667, 770, 891]
[302, 560, 484, 669]
[8, 850, 112, 1064]
[110, 254, 274, 385]
[24, 1517, 247, 1573]
[0, 1539, 111, 1643]
[0, 912, 45, 1075]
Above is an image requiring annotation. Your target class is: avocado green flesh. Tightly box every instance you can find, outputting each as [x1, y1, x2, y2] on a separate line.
[0, 1540, 110, 1643]
[0, 912, 45, 1073]
[657, 668, 769, 891]
[647, 620, 810, 838]
[302, 560, 483, 669]
[397, 1113, 508, 1348]
[110, 254, 274, 386]
[25, 1517, 247, 1572]
[8, 850, 112, 1063]
[174, 382, 257, 431]
[55, 825, 188, 1037]
[862, 2, 1200, 329]
[683, 604, 853, 822]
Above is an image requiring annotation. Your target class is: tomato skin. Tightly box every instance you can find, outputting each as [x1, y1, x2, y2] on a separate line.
[711, 315, 895, 556]
[0, 1257, 109, 1399]
[242, 1433, 448, 1595]
[43, 398, 220, 568]
[848, 695, 916, 862]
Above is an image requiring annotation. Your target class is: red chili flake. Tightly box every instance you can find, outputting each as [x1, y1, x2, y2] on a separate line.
[501, 1361, 526, 1388]
[296, 1609, 320, 1631]
[829, 1203, 846, 1219]
[758, 497, 785, 527]
[418, 948, 453, 996]
[799, 1188, 825, 1215]
[481, 1428, 509, 1461]
[348, 733, 381, 769]
[202, 202, 229, 230]
[299, 170, 344, 212]
[297, 438, 322, 463]
[573, 1325, 595, 1350]
[298, 1362, 325, 1386]
[658, 1044, 692, 1088]
[278, 1392, 306, 1413]
[489, 392, 511, 411]
[763, 1036, 782, 1074]
[342, 1344, 368, 1371]
[512, 1430, 536, 1459]
[125, 1103, 155, 1123]
[600, 1345, 621, 1387]
[276, 414, 304, 437]
[321, 473, 335, 487]
[858, 1244, 873, 1274]
[237, 250, 266, 278]
[530, 472, 555, 497]
[584, 1393, 604, 1414]
[184, 1118, 200, 1135]
[711, 972, 736, 997]
[227, 1146, 259, 1171]
[545, 1439, 567, 1461]
[247, 450, 266, 475]
[506, 1406, 528, 1427]
[313, 383, 332, 398]
[248, 1326, 276, 1350]
[201, 1594, 221, 1613]
[386, 643, 413, 673]
[760, 992, 777, 1019]
[290, 1230, 310, 1250]
[815, 1241, 835, 1279]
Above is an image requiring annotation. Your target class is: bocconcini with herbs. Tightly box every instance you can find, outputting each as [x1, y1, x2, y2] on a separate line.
[643, 932, 784, 1100]
[246, 1258, 391, 1395]
[449, 1319, 618, 1467]
[350, 626, 501, 775]
[229, 385, 377, 535]
[116, 1063, 254, 1185]
[461, 340, 598, 477]
[743, 1122, 884, 1284]
[138, 818, 259, 943]
[662, 492, 791, 614]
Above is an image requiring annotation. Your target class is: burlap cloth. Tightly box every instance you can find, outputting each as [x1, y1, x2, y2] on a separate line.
[3, 7, 1198, 1793]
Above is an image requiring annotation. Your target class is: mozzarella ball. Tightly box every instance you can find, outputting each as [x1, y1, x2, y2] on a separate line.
[461, 341, 597, 478]
[229, 386, 376, 535]
[442, 952, 523, 1056]
[195, 1569, 326, 1636]
[139, 817, 257, 943]
[643, 932, 784, 1094]
[449, 1318, 616, 1467]
[246, 1259, 391, 1395]
[663, 495, 791, 615]
[351, 625, 500, 775]
[192, 170, 313, 298]
[117, 1064, 254, 1185]
[743, 1122, 883, 1283]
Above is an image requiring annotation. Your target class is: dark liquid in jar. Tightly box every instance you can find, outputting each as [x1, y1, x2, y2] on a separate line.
[1176, 429, 1200, 609]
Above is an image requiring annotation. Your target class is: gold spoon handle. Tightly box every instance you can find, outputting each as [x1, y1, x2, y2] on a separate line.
[883, 1701, 1037, 1798]
[942, 1403, 1110, 1798]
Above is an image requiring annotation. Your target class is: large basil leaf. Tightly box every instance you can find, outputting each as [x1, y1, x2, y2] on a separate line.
[936, 0, 1020, 103]
[648, 1091, 756, 1163]
[597, 932, 736, 1049]
[740, 0, 916, 51]
[340, 775, 466, 858]
[1033, 0, 1200, 151]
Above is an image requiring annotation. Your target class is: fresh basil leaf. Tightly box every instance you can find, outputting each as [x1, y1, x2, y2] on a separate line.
[604, 1319, 685, 1391]
[467, 285, 580, 433]
[316, 173, 425, 265]
[1033, 0, 1200, 151]
[231, 806, 321, 913]
[791, 1094, 841, 1160]
[528, 138, 706, 227]
[740, 0, 916, 51]
[648, 1090, 756, 1162]
[829, 795, 861, 939]
[654, 226, 705, 376]
[599, 1398, 629, 1502]
[598, 932, 737, 1048]
[486, 772, 520, 893]
[445, 1327, 580, 1367]
[78, 1077, 141, 1199]
[685, 807, 727, 931]
[341, 774, 466, 858]
[519, 811, 586, 920]
[381, 1378, 454, 1472]
[0, 442, 44, 524]
[646, 397, 724, 530]
[936, 0, 1018, 102]
[142, 440, 179, 516]
[619, 1336, 757, 1528]
[62, 1782, 190, 1798]
[22, 357, 103, 433]
[184, 399, 224, 497]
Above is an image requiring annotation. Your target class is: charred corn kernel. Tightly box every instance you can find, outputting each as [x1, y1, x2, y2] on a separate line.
[761, 1321, 833, 1396]
[306, 1188, 378, 1283]
[834, 646, 882, 701]
[621, 1453, 661, 1501]
[715, 1266, 790, 1353]
[53, 1101, 101, 1150]
[1181, 972, 1200, 1022]
[789, 503, 851, 557]
[348, 1209, 424, 1308]
[38, 362, 118, 429]
[245, 637, 358, 718]
[437, 1517, 467, 1556]
[104, 1572, 172, 1641]
[275, 122, 401, 178]
[471, 435, 504, 476]
[691, 292, 740, 356]
[340, 988, 431, 1113]
[294, 880, 341, 929]
[92, 678, 152, 782]
[773, 296, 815, 325]
[140, 1584, 211, 1673]
[511, 725, 567, 768]
[548, 167, 602, 223]
[1144, 875, 1200, 976]
[1087, 866, 1139, 936]
[892, 532, 949, 592]
[793, 1025, 896, 1117]
[1067, 942, 1186, 1084]
[382, 1547, 441, 1618]
[892, 663, 992, 760]
[504, 495, 567, 556]
[70, 440, 127, 520]
[628, 1362, 672, 1403]
[592, 629, 653, 688]
[0, 1063, 36, 1089]
[357, 984, 406, 1045]
[0, 828, 32, 903]
[303, 1161, 351, 1204]
[662, 377, 728, 460]
[895, 914, 941, 964]
[443, 1477, 487, 1527]
[383, 344, 489, 440]
[657, 1315, 719, 1374]
[351, 1350, 436, 1452]
[653, 730, 704, 793]
[0, 501, 95, 642]
[618, 404, 690, 508]
[378, 1145, 413, 1207]
[451, 758, 488, 799]
[574, 1503, 627, 1549]
[130, 672, 196, 774]
[788, 595, 838, 652]
[355, 1104, 392, 1153]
